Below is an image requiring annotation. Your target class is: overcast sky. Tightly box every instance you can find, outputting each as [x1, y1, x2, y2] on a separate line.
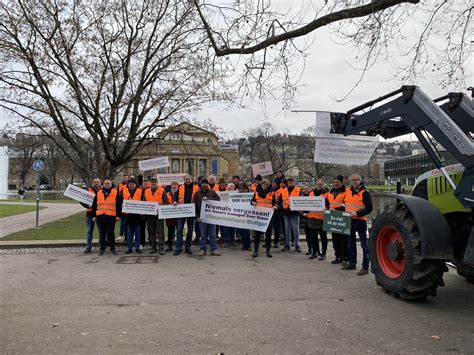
[1, 1, 471, 139]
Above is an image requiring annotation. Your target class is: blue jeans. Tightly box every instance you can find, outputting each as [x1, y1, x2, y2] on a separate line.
[126, 223, 141, 251]
[348, 219, 370, 269]
[223, 226, 235, 244]
[176, 217, 194, 252]
[200, 222, 217, 252]
[283, 214, 300, 248]
[119, 218, 127, 237]
[85, 214, 95, 248]
[273, 211, 283, 245]
[238, 228, 251, 249]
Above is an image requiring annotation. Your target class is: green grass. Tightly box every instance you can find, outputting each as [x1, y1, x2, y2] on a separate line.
[0, 204, 46, 218]
[2, 212, 170, 241]
[1, 211, 97, 241]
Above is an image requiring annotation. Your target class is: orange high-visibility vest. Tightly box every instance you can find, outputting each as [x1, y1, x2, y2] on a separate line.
[250, 183, 257, 192]
[345, 189, 367, 220]
[85, 188, 95, 212]
[327, 189, 346, 210]
[281, 186, 301, 209]
[96, 189, 117, 217]
[210, 184, 219, 192]
[178, 184, 199, 204]
[123, 187, 142, 201]
[144, 187, 165, 204]
[118, 183, 127, 193]
[254, 191, 273, 208]
[305, 191, 324, 220]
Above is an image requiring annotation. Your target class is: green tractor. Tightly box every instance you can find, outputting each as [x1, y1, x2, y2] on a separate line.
[330, 86, 473, 300]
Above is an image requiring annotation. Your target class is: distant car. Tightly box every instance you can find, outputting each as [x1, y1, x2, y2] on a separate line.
[39, 184, 51, 190]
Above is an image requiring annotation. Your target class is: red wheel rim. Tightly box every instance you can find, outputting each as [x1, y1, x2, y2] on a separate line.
[376, 225, 407, 279]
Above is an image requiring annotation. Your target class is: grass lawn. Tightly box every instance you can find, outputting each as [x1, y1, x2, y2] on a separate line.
[2, 212, 171, 241]
[1, 211, 98, 241]
[0, 204, 46, 218]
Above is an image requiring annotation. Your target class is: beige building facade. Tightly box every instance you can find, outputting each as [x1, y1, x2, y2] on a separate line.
[122, 122, 240, 180]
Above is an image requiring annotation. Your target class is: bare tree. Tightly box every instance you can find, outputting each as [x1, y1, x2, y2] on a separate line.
[8, 132, 43, 185]
[240, 122, 295, 177]
[194, 0, 472, 97]
[0, 0, 225, 181]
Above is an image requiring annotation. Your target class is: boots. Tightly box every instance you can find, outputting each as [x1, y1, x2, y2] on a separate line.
[266, 246, 272, 258]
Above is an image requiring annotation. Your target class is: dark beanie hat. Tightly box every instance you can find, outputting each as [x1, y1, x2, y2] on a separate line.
[218, 178, 226, 183]
[232, 175, 240, 180]
[200, 178, 209, 185]
[255, 175, 262, 181]
[334, 175, 344, 183]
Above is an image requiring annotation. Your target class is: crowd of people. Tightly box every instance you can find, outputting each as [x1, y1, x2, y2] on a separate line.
[81, 171, 373, 275]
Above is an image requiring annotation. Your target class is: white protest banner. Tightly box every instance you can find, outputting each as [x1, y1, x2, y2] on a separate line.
[63, 184, 95, 205]
[158, 203, 195, 219]
[200, 200, 273, 232]
[157, 173, 187, 185]
[252, 161, 273, 177]
[290, 196, 325, 211]
[313, 111, 379, 166]
[122, 200, 158, 216]
[216, 192, 254, 204]
[138, 156, 169, 171]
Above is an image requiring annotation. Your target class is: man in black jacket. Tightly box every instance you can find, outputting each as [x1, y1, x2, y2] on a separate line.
[343, 174, 373, 275]
[92, 178, 122, 256]
[194, 179, 221, 256]
[81, 178, 101, 253]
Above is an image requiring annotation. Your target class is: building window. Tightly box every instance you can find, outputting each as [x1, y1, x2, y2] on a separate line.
[199, 159, 207, 177]
[171, 159, 180, 173]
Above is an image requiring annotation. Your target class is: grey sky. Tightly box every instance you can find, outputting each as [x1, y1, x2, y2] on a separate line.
[1, 1, 471, 139]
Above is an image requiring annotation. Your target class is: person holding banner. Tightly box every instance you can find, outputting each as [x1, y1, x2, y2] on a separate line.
[194, 179, 221, 256]
[279, 178, 302, 252]
[251, 179, 277, 258]
[343, 174, 373, 275]
[208, 175, 219, 192]
[250, 175, 262, 193]
[272, 178, 284, 249]
[221, 182, 236, 247]
[92, 178, 122, 256]
[236, 181, 252, 250]
[304, 180, 329, 260]
[140, 179, 150, 248]
[175, 175, 199, 255]
[143, 177, 168, 255]
[122, 179, 144, 254]
[327, 175, 349, 264]
[116, 174, 129, 243]
[165, 181, 180, 252]
[81, 178, 102, 253]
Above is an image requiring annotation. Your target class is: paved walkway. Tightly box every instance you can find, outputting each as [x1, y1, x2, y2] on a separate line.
[0, 202, 83, 238]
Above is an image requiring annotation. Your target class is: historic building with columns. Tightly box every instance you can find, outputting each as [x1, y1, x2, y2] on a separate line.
[122, 122, 240, 180]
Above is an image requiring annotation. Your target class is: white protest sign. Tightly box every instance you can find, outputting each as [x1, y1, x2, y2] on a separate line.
[63, 184, 95, 205]
[122, 200, 158, 216]
[290, 196, 325, 211]
[138, 156, 169, 171]
[313, 111, 379, 165]
[252, 161, 273, 177]
[157, 173, 187, 185]
[158, 203, 195, 219]
[217, 192, 254, 204]
[200, 200, 273, 232]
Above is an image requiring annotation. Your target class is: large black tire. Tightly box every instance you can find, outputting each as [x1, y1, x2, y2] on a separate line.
[369, 204, 448, 300]
[455, 258, 474, 284]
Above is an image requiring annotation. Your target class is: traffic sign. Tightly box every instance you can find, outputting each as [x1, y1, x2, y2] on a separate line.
[33, 160, 44, 171]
